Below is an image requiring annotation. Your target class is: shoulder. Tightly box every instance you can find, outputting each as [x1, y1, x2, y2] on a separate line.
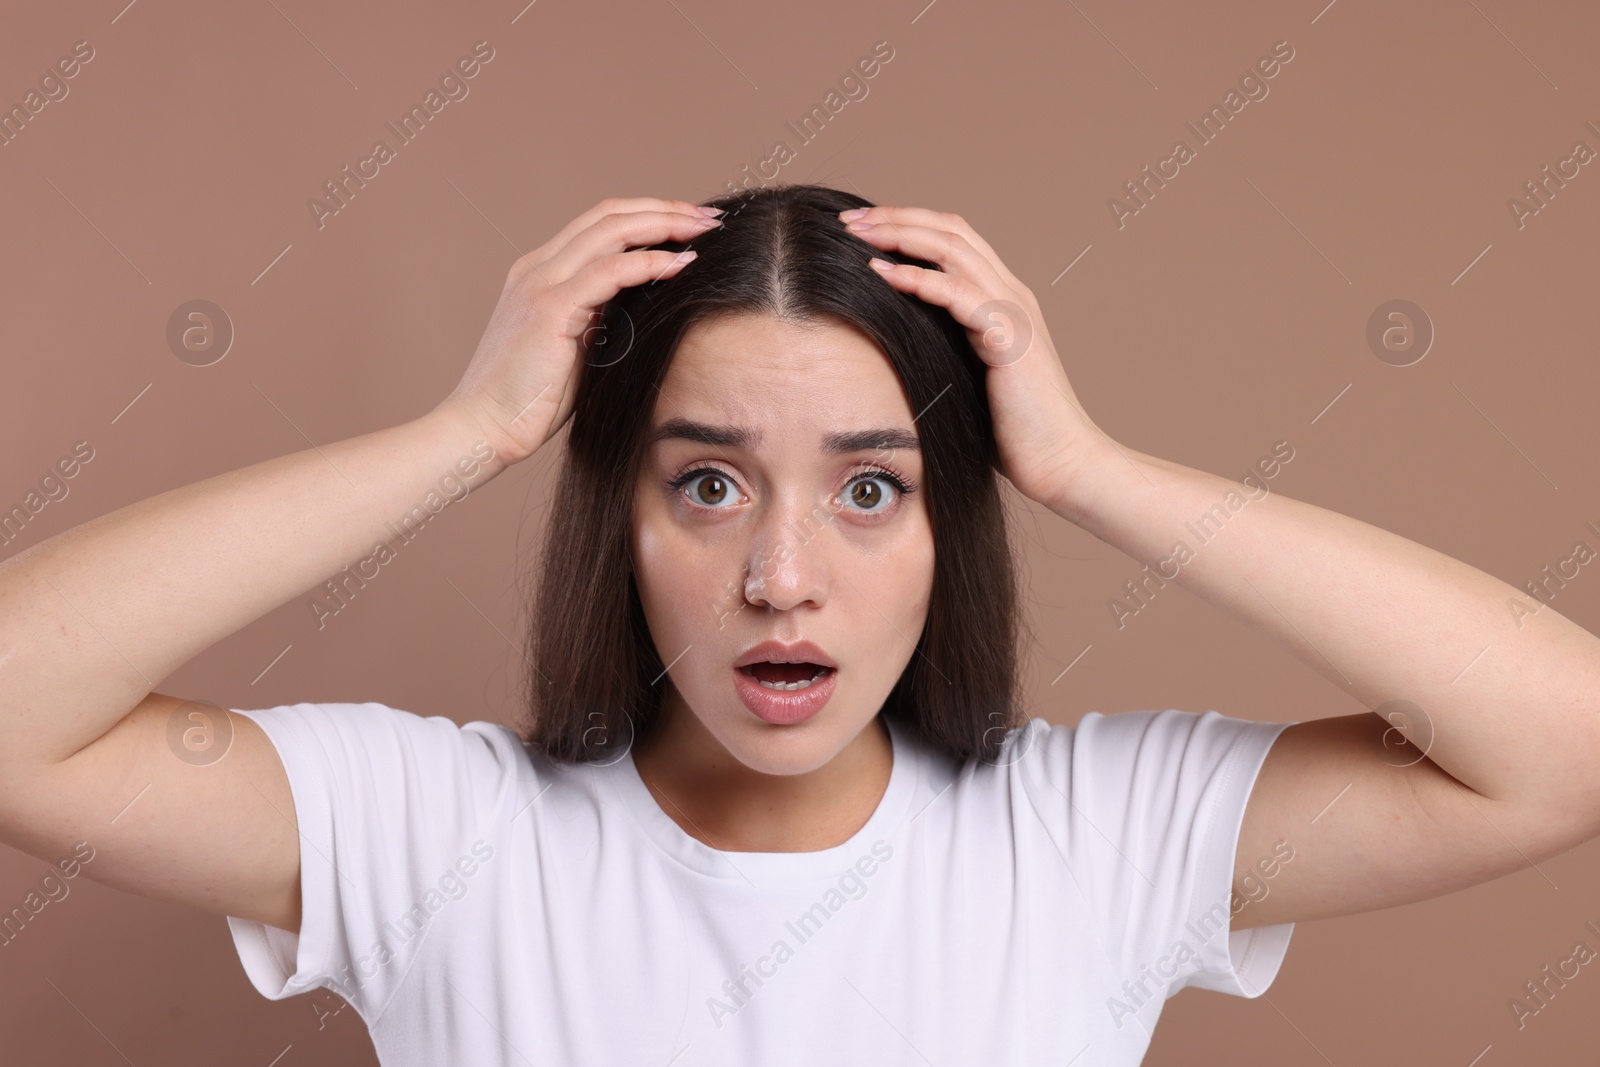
[231, 700, 542, 834]
[232, 699, 530, 769]
[990, 709, 1293, 835]
[1004, 707, 1290, 774]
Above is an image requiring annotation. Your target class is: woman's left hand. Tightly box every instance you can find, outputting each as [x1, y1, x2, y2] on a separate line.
[839, 204, 1114, 516]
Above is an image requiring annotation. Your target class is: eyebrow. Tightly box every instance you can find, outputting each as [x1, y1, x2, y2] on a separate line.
[646, 417, 921, 454]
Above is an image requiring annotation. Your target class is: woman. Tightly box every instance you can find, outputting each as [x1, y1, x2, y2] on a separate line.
[1, 183, 1596, 1065]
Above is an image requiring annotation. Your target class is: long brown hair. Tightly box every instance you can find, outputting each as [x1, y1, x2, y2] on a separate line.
[519, 182, 1022, 765]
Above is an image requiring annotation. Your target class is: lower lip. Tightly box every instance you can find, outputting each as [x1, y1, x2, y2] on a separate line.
[732, 665, 837, 726]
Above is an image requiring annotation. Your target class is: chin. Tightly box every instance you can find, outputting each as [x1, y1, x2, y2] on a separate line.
[709, 703, 867, 777]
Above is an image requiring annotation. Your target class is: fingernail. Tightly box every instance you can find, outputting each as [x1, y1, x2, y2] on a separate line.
[839, 207, 869, 221]
[869, 258, 894, 272]
[674, 249, 698, 263]
[696, 205, 726, 217]
[846, 219, 875, 231]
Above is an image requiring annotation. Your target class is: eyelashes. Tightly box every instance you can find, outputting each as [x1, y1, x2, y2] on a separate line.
[665, 463, 918, 516]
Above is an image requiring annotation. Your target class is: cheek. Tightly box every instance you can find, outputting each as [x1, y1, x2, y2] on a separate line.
[840, 512, 935, 652]
[890, 513, 936, 617]
[631, 509, 728, 646]
[632, 516, 679, 619]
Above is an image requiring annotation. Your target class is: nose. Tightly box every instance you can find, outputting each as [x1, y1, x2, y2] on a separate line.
[740, 495, 832, 613]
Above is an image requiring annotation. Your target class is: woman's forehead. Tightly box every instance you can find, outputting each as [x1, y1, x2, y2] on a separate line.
[670, 312, 886, 375]
[659, 313, 912, 424]
[644, 415, 921, 458]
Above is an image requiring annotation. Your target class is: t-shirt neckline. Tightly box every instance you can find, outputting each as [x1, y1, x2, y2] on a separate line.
[601, 715, 917, 881]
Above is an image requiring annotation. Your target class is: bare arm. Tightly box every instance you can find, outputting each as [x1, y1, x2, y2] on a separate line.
[1049, 444, 1600, 928]
[0, 409, 502, 772]
[0, 196, 718, 932]
[828, 201, 1600, 930]
[0, 408, 502, 934]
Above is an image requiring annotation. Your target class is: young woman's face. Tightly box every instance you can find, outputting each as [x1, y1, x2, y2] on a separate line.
[630, 311, 935, 776]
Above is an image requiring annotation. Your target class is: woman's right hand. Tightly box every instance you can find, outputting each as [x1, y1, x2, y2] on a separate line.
[437, 197, 723, 467]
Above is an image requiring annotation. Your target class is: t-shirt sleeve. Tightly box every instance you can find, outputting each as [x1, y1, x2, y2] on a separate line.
[1021, 708, 1297, 1002]
[223, 701, 525, 1026]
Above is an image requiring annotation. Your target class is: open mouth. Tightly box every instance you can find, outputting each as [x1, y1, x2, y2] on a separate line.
[738, 662, 835, 692]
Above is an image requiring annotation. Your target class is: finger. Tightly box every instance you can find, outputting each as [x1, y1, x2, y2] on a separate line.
[536, 208, 719, 286]
[864, 257, 992, 334]
[869, 257, 1042, 373]
[846, 221, 1010, 293]
[522, 198, 715, 284]
[537, 196, 717, 260]
[547, 248, 699, 338]
[841, 205, 1022, 289]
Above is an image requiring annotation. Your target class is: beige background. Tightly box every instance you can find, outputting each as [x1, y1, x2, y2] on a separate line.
[3, 0, 1599, 1062]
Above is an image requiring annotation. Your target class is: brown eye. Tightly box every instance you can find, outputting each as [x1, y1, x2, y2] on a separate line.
[677, 471, 740, 509]
[839, 474, 899, 514]
[696, 474, 730, 505]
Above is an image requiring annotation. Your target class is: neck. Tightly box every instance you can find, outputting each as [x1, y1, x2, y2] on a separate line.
[630, 692, 894, 853]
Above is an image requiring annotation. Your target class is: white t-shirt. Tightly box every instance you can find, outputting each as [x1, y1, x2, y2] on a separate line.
[226, 701, 1296, 1065]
